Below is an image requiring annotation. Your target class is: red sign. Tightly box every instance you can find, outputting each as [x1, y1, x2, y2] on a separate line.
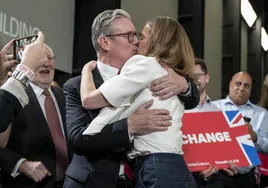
[259, 153, 268, 176]
[182, 111, 261, 172]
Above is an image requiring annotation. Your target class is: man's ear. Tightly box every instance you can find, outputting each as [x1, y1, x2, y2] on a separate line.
[98, 36, 110, 51]
[205, 74, 210, 84]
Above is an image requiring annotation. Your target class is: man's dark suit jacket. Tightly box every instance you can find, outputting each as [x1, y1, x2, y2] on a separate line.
[0, 89, 23, 133]
[0, 86, 71, 188]
[63, 67, 199, 188]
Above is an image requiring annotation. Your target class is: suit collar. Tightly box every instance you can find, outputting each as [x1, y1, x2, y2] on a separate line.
[84, 67, 103, 119]
[92, 66, 104, 89]
[224, 96, 253, 108]
[30, 83, 54, 97]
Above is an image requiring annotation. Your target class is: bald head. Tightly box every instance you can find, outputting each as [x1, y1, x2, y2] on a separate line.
[231, 72, 252, 83]
[229, 72, 252, 106]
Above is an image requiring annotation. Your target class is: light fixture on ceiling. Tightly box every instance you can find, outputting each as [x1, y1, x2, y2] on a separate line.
[241, 0, 257, 27]
[261, 27, 268, 51]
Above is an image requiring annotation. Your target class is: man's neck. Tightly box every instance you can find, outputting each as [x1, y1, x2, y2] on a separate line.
[98, 55, 111, 66]
[98, 54, 122, 69]
[199, 91, 207, 105]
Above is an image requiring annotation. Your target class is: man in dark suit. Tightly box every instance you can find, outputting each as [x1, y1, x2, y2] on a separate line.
[63, 9, 199, 188]
[0, 47, 70, 188]
[0, 31, 48, 134]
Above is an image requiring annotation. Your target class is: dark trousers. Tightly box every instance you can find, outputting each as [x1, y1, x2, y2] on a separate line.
[222, 168, 256, 188]
[193, 172, 224, 188]
[260, 175, 268, 188]
[134, 153, 197, 188]
[116, 177, 134, 188]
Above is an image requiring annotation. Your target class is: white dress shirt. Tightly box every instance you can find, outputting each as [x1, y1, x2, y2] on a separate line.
[213, 96, 268, 173]
[83, 55, 185, 155]
[97, 60, 119, 81]
[186, 95, 220, 113]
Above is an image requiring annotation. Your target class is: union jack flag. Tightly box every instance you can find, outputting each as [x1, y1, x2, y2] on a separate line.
[223, 111, 261, 166]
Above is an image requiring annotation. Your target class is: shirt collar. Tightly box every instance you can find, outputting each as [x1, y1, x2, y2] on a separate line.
[30, 83, 52, 97]
[204, 95, 211, 104]
[224, 96, 253, 108]
[97, 60, 119, 81]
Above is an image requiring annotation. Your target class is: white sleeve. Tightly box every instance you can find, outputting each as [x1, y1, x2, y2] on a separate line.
[11, 158, 27, 178]
[1, 77, 29, 107]
[99, 55, 165, 108]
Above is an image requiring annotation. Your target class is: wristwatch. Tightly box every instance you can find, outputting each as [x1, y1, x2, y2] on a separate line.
[12, 70, 31, 87]
[179, 81, 192, 97]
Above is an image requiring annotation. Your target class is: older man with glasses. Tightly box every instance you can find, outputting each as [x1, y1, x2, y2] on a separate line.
[63, 9, 199, 188]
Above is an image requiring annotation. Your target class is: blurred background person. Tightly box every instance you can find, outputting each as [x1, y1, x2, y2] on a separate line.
[187, 58, 238, 188]
[258, 73, 268, 188]
[213, 72, 268, 188]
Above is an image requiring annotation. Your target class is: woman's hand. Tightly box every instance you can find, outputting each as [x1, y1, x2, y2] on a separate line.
[82, 60, 97, 75]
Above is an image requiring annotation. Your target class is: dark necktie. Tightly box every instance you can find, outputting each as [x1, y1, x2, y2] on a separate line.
[43, 89, 68, 180]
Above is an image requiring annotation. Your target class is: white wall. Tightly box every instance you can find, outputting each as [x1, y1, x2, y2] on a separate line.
[121, 0, 178, 31]
[204, 0, 223, 100]
[0, 0, 75, 73]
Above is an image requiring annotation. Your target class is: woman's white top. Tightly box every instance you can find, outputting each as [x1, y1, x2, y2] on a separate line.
[83, 55, 185, 155]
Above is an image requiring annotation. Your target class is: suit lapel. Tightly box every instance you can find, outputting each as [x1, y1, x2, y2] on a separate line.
[92, 66, 104, 89]
[25, 86, 54, 146]
[86, 67, 104, 119]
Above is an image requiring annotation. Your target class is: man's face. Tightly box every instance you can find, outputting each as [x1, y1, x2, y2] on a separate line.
[229, 73, 252, 106]
[194, 64, 209, 94]
[106, 18, 139, 68]
[32, 47, 55, 89]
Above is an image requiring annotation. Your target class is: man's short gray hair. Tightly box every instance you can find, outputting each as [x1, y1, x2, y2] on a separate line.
[91, 9, 131, 52]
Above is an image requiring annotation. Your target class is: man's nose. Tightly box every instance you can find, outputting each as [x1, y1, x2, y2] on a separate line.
[44, 60, 52, 67]
[238, 84, 247, 91]
[133, 36, 140, 45]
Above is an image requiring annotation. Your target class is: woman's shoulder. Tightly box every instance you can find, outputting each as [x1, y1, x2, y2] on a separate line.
[126, 55, 158, 65]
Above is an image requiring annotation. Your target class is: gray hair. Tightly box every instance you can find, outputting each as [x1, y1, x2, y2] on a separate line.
[91, 9, 131, 52]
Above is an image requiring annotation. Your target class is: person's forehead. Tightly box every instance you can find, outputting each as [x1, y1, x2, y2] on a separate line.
[112, 18, 136, 33]
[47, 47, 54, 56]
[232, 74, 252, 84]
[194, 64, 203, 73]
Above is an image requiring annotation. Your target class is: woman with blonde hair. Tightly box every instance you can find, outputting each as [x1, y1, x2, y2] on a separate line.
[81, 16, 196, 188]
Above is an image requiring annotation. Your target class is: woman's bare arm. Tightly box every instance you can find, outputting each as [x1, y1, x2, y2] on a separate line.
[80, 61, 110, 109]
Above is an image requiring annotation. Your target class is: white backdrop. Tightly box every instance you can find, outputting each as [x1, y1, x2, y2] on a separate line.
[0, 0, 75, 73]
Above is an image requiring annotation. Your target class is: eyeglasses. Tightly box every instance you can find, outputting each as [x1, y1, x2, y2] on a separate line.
[105, 31, 143, 43]
[194, 73, 206, 79]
